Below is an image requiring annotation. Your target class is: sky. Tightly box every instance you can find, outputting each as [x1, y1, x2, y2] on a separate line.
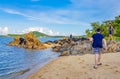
[0, 0, 120, 36]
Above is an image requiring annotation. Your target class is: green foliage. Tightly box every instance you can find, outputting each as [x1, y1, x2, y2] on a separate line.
[114, 36, 120, 42]
[8, 34, 23, 37]
[86, 29, 96, 37]
[7, 31, 49, 37]
[86, 29, 92, 37]
[91, 22, 101, 30]
[105, 36, 120, 42]
[32, 31, 49, 37]
[86, 15, 120, 38]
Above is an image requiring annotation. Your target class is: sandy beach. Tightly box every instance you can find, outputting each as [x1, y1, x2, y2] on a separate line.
[26, 53, 120, 79]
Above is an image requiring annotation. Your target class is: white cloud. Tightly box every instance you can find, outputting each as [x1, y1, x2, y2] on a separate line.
[0, 7, 89, 26]
[0, 8, 25, 16]
[0, 0, 119, 34]
[0, 8, 37, 20]
[21, 27, 60, 36]
[0, 27, 9, 35]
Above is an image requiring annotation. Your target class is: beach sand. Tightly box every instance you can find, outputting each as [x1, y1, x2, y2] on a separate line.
[26, 53, 120, 79]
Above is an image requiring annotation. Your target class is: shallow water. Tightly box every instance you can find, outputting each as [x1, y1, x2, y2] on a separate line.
[0, 37, 60, 79]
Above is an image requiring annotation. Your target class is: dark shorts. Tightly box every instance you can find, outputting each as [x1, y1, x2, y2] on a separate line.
[109, 30, 113, 34]
[93, 48, 102, 54]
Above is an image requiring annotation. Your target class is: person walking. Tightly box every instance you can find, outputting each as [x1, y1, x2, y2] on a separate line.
[90, 28, 107, 69]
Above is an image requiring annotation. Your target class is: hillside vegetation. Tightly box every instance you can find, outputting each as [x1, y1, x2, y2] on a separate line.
[7, 31, 49, 37]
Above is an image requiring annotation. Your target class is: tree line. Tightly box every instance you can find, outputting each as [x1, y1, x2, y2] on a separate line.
[86, 15, 120, 37]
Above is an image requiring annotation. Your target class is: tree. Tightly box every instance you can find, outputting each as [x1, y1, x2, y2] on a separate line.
[91, 22, 101, 30]
[86, 29, 91, 37]
[86, 15, 120, 37]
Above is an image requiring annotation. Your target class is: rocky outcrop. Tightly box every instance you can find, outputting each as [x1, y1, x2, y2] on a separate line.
[8, 36, 21, 46]
[52, 39, 92, 56]
[8, 32, 47, 49]
[52, 39, 120, 56]
[8, 34, 120, 55]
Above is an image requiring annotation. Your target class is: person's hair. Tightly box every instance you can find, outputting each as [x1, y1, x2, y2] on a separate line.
[96, 28, 101, 32]
[109, 22, 113, 26]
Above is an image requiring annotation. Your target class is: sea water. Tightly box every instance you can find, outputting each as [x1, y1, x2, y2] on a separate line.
[0, 37, 61, 79]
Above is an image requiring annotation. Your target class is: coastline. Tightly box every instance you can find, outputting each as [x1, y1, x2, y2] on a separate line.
[16, 54, 60, 79]
[26, 52, 120, 79]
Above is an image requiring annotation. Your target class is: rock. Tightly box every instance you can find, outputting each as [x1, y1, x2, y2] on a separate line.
[60, 51, 70, 56]
[107, 41, 119, 52]
[52, 46, 61, 52]
[8, 32, 47, 49]
[8, 34, 120, 54]
[44, 43, 55, 48]
[8, 36, 21, 46]
[52, 38, 120, 56]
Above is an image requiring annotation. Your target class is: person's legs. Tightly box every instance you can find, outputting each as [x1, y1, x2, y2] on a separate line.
[98, 48, 102, 63]
[94, 48, 99, 69]
[94, 53, 99, 66]
[98, 52, 102, 65]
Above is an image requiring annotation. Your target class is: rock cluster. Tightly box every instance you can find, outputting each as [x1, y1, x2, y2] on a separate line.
[8, 32, 47, 49]
[8, 33, 120, 55]
[52, 38, 120, 56]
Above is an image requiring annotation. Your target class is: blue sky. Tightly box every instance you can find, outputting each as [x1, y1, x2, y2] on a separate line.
[0, 0, 120, 36]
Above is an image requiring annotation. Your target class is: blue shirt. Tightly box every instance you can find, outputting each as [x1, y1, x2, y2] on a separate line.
[92, 33, 104, 48]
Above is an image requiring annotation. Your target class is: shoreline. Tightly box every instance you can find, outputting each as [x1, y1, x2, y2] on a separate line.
[16, 57, 59, 79]
[26, 52, 120, 79]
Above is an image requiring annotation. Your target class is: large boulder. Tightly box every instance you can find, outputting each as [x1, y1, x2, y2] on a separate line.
[8, 32, 47, 49]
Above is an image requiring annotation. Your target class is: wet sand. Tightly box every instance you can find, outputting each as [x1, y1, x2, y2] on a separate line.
[26, 53, 120, 79]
